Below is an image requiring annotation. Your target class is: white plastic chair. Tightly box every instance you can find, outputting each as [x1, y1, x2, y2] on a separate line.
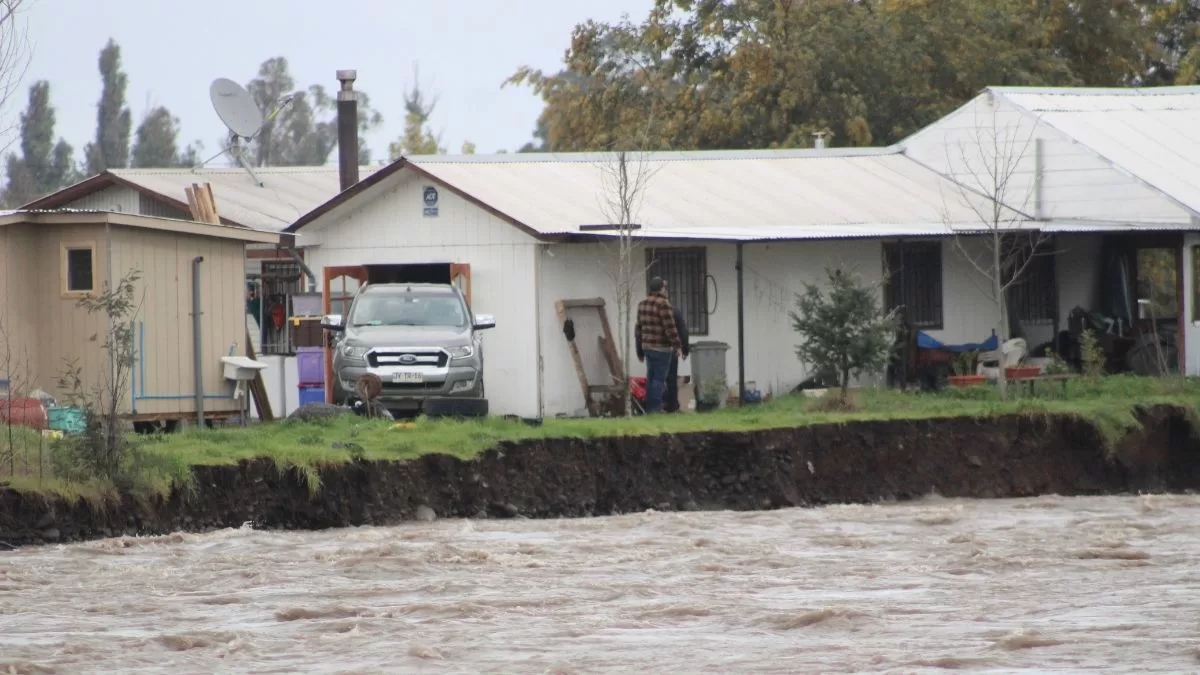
[977, 338, 1028, 382]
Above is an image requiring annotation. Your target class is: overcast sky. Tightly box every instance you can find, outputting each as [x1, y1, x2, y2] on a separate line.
[11, 0, 654, 165]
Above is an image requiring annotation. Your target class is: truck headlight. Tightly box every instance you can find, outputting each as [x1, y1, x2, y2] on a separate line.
[447, 345, 474, 360]
[340, 343, 368, 360]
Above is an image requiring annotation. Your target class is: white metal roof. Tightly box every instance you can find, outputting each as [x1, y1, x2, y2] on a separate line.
[406, 149, 1028, 241]
[993, 85, 1200, 217]
[111, 165, 382, 232]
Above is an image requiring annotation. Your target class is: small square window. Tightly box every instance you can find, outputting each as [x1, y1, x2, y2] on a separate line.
[64, 246, 95, 294]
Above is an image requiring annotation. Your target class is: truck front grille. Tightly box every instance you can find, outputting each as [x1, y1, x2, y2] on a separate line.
[368, 349, 448, 368]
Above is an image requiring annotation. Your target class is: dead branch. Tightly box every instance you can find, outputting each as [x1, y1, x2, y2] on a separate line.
[0, 0, 31, 153]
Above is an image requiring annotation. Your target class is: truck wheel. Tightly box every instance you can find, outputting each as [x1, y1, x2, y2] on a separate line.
[424, 397, 489, 419]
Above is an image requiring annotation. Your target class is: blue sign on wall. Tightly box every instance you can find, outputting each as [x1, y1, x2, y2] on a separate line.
[423, 186, 439, 217]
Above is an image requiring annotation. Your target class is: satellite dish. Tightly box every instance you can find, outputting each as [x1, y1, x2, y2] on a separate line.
[209, 78, 263, 139]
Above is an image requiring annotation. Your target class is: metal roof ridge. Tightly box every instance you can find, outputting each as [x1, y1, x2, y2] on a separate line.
[408, 146, 903, 165]
[990, 84, 1200, 97]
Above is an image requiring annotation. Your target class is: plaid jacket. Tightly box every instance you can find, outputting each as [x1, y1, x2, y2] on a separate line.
[635, 292, 681, 352]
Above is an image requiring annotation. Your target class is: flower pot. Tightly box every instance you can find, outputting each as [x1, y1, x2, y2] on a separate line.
[1005, 366, 1041, 380]
[948, 375, 987, 388]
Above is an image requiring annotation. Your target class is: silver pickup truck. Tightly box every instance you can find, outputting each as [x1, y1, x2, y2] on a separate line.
[321, 282, 495, 416]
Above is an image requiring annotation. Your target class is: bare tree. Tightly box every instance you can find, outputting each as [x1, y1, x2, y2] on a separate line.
[0, 316, 35, 476]
[58, 269, 144, 477]
[942, 106, 1049, 398]
[596, 150, 659, 415]
[0, 0, 31, 153]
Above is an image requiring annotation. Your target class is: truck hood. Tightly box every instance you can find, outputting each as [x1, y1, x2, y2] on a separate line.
[345, 325, 473, 347]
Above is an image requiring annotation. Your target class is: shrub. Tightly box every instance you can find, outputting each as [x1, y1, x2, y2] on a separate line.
[790, 267, 897, 397]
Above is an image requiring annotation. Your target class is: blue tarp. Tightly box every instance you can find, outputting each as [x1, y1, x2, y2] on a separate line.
[916, 331, 999, 352]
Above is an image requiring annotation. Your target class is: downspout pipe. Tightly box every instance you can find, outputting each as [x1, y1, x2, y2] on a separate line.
[192, 256, 205, 428]
[736, 243, 746, 403]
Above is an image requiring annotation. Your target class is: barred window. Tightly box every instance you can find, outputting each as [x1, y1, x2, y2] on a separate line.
[646, 247, 709, 335]
[1006, 240, 1057, 324]
[884, 242, 943, 329]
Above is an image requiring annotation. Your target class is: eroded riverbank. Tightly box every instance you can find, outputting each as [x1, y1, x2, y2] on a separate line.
[1, 406, 1198, 547]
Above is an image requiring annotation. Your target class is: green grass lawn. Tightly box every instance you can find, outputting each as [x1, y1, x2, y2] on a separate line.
[5, 375, 1200, 501]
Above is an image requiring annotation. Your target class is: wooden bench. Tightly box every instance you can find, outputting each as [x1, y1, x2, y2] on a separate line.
[1007, 373, 1076, 397]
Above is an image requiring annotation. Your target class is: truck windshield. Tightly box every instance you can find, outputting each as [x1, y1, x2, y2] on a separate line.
[350, 294, 467, 328]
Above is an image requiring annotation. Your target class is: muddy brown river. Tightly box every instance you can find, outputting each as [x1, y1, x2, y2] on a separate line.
[3, 494, 1199, 673]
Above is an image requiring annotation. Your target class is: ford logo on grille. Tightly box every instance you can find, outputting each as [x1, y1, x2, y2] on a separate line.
[398, 354, 418, 365]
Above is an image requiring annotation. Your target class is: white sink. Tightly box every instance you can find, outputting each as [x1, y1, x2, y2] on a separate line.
[221, 356, 268, 381]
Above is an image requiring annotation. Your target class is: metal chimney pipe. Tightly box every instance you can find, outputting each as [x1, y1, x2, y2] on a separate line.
[336, 69, 359, 191]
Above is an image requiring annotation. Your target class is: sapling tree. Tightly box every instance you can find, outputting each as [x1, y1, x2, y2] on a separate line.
[943, 104, 1050, 398]
[790, 267, 897, 398]
[57, 268, 143, 477]
[597, 149, 657, 416]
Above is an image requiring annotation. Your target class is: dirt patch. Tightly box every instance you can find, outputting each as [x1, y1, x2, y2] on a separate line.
[1, 406, 1198, 547]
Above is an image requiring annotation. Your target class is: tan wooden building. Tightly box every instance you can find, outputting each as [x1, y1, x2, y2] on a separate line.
[0, 209, 278, 423]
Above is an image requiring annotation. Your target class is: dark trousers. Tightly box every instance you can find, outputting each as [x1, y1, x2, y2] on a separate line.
[664, 353, 680, 413]
[644, 349, 673, 413]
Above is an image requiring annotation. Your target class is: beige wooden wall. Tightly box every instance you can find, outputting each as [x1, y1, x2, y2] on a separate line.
[108, 225, 246, 417]
[0, 222, 248, 418]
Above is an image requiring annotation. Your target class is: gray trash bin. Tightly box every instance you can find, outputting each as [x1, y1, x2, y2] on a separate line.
[690, 341, 730, 410]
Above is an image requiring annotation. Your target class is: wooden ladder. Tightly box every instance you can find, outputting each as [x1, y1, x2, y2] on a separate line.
[245, 329, 274, 421]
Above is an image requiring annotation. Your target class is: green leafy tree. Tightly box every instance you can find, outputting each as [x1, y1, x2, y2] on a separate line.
[83, 38, 131, 174]
[2, 81, 79, 206]
[1142, 0, 1200, 84]
[460, 140, 476, 155]
[131, 106, 200, 168]
[388, 65, 443, 159]
[244, 56, 382, 166]
[790, 268, 896, 398]
[510, 0, 1157, 153]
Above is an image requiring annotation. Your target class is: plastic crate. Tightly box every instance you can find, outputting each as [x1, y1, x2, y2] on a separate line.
[298, 386, 325, 407]
[296, 347, 324, 386]
[47, 406, 86, 435]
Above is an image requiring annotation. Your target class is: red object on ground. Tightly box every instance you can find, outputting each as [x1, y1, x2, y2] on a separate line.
[630, 377, 647, 404]
[0, 398, 47, 430]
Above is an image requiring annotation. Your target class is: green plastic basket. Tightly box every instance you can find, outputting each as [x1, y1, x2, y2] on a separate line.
[47, 407, 87, 435]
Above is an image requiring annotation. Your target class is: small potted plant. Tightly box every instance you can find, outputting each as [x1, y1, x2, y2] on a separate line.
[696, 376, 726, 413]
[948, 350, 986, 388]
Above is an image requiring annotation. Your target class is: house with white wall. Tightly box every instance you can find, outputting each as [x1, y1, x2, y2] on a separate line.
[285, 79, 1200, 420]
[901, 85, 1200, 375]
[26, 84, 1200, 420]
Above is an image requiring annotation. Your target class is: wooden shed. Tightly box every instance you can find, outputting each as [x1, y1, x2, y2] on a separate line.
[0, 210, 278, 424]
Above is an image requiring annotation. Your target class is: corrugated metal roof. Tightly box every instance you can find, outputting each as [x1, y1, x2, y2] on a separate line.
[406, 150, 1027, 241]
[0, 207, 281, 242]
[993, 85, 1200, 216]
[110, 165, 382, 232]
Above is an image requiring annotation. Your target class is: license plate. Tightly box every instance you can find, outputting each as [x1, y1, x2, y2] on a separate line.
[392, 372, 423, 384]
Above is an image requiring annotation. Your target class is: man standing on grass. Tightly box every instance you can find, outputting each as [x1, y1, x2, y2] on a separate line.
[635, 277, 682, 414]
[637, 302, 689, 412]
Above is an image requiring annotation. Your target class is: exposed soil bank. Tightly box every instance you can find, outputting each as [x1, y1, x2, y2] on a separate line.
[3, 406, 1199, 547]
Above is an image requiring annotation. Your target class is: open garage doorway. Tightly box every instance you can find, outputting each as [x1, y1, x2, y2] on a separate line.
[322, 262, 473, 402]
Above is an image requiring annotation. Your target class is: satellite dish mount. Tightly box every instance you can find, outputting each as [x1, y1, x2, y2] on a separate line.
[209, 78, 270, 187]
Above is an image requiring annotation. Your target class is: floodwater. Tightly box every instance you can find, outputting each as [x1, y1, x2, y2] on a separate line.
[3, 495, 1200, 674]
